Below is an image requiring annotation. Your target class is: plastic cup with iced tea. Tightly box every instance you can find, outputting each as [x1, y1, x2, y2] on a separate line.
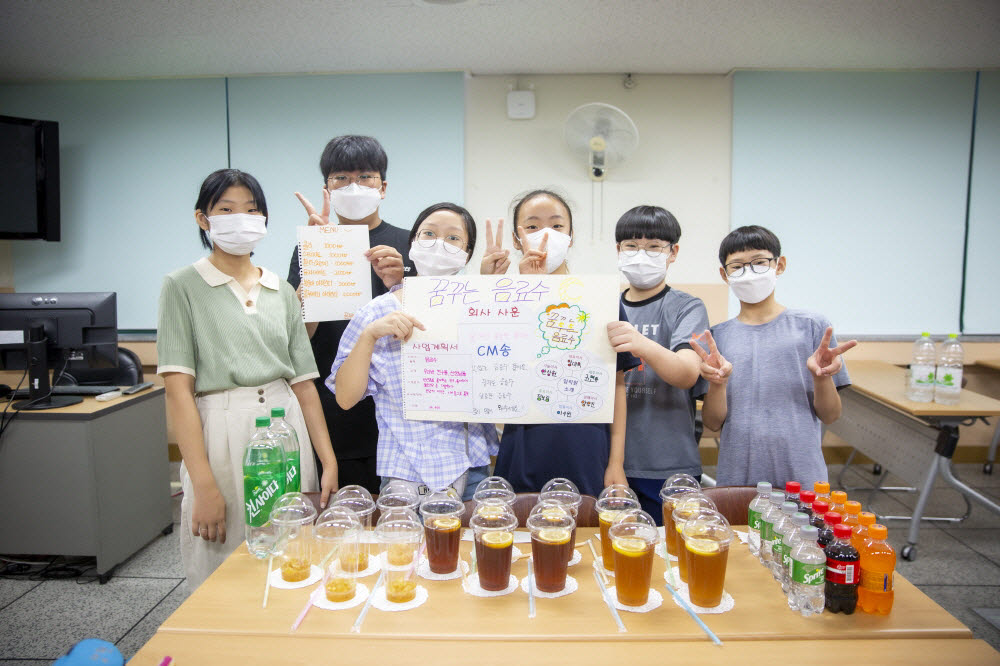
[609, 509, 659, 607]
[469, 500, 518, 591]
[671, 496, 718, 583]
[659, 478, 701, 557]
[332, 485, 376, 574]
[376, 481, 420, 515]
[596, 485, 639, 571]
[375, 507, 423, 603]
[313, 505, 361, 602]
[682, 510, 733, 607]
[269, 492, 317, 583]
[419, 489, 465, 574]
[527, 508, 575, 593]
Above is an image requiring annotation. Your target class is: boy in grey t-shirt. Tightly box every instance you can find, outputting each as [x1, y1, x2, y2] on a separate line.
[692, 225, 857, 490]
[607, 206, 709, 523]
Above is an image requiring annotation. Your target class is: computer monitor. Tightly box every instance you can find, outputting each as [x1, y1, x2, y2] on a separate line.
[0, 292, 117, 410]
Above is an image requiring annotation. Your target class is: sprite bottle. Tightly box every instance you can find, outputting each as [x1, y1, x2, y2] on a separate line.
[243, 416, 286, 559]
[269, 407, 301, 493]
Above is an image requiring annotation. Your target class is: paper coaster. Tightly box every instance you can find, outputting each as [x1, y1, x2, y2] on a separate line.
[312, 583, 369, 610]
[654, 543, 679, 561]
[345, 558, 381, 579]
[662, 568, 684, 589]
[596, 564, 616, 578]
[268, 565, 322, 589]
[609, 587, 663, 613]
[520, 574, 578, 598]
[371, 584, 429, 611]
[667, 580, 735, 614]
[733, 530, 749, 545]
[512, 545, 524, 560]
[462, 573, 519, 597]
[418, 558, 469, 581]
[568, 549, 582, 567]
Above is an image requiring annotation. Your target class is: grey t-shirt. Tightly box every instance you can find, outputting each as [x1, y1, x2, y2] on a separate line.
[710, 308, 851, 489]
[621, 286, 709, 479]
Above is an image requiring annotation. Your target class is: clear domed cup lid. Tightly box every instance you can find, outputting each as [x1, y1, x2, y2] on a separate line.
[314, 505, 362, 541]
[469, 500, 518, 533]
[659, 484, 701, 504]
[374, 508, 423, 542]
[419, 489, 465, 523]
[473, 476, 516, 505]
[595, 492, 640, 517]
[598, 483, 639, 502]
[332, 485, 376, 516]
[376, 507, 421, 528]
[681, 509, 733, 548]
[663, 473, 701, 491]
[608, 509, 659, 544]
[671, 495, 718, 525]
[375, 483, 420, 513]
[526, 504, 575, 533]
[269, 492, 318, 527]
[528, 499, 572, 522]
[540, 477, 580, 496]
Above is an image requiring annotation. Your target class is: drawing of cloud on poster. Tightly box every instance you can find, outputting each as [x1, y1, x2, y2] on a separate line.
[401, 274, 619, 424]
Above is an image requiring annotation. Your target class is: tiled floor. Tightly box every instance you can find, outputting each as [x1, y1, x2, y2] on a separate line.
[0, 463, 998, 663]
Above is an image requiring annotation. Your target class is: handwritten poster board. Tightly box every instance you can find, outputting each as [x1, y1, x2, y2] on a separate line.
[401, 275, 619, 424]
[297, 225, 372, 322]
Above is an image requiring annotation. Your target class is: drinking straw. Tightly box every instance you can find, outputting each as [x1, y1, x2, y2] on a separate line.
[406, 539, 427, 581]
[527, 556, 536, 619]
[591, 567, 626, 633]
[664, 545, 678, 588]
[587, 538, 609, 587]
[262, 555, 273, 609]
[351, 569, 385, 634]
[663, 582, 722, 646]
[290, 585, 322, 632]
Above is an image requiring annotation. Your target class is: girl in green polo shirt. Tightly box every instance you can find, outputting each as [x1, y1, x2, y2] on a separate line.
[157, 169, 338, 589]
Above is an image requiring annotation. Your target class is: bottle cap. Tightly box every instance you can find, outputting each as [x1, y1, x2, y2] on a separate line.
[830, 490, 847, 504]
[844, 500, 862, 515]
[255, 416, 270, 428]
[948, 333, 958, 339]
[271, 407, 286, 418]
[769, 491, 785, 504]
[812, 500, 830, 515]
[921, 331, 930, 337]
[833, 523, 852, 539]
[814, 481, 830, 494]
[792, 513, 809, 526]
[781, 501, 797, 514]
[869, 524, 888, 539]
[824, 511, 842, 526]
[859, 511, 877, 526]
[800, 490, 816, 504]
[799, 525, 819, 539]
[785, 481, 800, 494]
[755, 481, 772, 494]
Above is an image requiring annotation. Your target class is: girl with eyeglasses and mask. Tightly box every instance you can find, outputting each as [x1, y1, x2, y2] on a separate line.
[479, 189, 640, 497]
[330, 203, 497, 498]
[157, 169, 337, 589]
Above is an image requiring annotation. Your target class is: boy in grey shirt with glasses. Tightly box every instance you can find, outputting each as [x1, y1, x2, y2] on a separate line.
[692, 225, 857, 489]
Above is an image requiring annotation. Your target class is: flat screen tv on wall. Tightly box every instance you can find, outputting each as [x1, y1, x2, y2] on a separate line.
[0, 114, 60, 241]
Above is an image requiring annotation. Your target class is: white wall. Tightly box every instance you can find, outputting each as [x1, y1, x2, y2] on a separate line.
[463, 74, 732, 284]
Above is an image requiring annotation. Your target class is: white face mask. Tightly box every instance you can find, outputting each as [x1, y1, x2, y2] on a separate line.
[208, 213, 267, 256]
[524, 228, 571, 274]
[617, 251, 668, 290]
[330, 182, 382, 221]
[409, 239, 468, 277]
[727, 266, 777, 304]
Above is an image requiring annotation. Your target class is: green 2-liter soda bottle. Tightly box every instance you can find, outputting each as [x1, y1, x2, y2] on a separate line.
[268, 407, 301, 493]
[243, 416, 286, 558]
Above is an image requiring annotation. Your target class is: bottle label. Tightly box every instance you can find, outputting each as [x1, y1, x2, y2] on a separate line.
[826, 558, 857, 585]
[934, 366, 962, 389]
[244, 473, 284, 527]
[910, 364, 936, 389]
[782, 546, 792, 571]
[792, 559, 824, 585]
[860, 569, 893, 592]
[748, 508, 761, 532]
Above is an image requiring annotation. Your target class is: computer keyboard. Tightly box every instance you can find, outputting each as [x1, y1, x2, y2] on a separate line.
[12, 385, 121, 398]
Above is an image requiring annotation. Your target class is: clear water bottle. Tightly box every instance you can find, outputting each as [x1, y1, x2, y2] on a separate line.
[789, 525, 825, 616]
[934, 334, 964, 405]
[905, 332, 937, 402]
[759, 491, 785, 567]
[782, 513, 810, 594]
[770, 501, 798, 581]
[746, 481, 772, 557]
[269, 407, 301, 493]
[243, 416, 286, 559]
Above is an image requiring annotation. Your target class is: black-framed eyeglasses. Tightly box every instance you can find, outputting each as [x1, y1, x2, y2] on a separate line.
[619, 241, 672, 258]
[326, 173, 381, 189]
[725, 257, 776, 277]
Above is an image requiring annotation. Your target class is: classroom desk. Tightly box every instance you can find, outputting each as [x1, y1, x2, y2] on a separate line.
[150, 528, 968, 647]
[977, 359, 1000, 473]
[828, 360, 1000, 560]
[0, 382, 172, 582]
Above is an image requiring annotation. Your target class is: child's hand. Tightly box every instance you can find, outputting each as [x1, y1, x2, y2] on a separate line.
[691, 330, 732, 385]
[294, 189, 331, 226]
[366, 245, 405, 288]
[366, 311, 426, 343]
[807, 326, 858, 378]
[517, 226, 548, 274]
[479, 218, 511, 275]
[606, 321, 648, 357]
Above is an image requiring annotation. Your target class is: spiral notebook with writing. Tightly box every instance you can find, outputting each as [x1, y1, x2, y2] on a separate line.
[296, 225, 372, 322]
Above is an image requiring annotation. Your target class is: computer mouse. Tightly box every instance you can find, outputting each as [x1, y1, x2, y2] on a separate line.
[0, 384, 11, 399]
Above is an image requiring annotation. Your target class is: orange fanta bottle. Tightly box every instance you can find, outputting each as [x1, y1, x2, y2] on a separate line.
[814, 481, 831, 502]
[858, 524, 895, 614]
[852, 512, 876, 552]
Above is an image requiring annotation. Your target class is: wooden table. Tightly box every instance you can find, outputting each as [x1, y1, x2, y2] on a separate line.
[828, 360, 1000, 560]
[977, 359, 1000, 473]
[128, 527, 974, 663]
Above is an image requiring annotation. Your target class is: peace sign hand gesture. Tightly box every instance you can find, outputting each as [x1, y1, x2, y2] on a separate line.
[807, 327, 858, 378]
[293, 189, 331, 227]
[479, 218, 511, 275]
[690, 330, 733, 385]
[517, 226, 548, 274]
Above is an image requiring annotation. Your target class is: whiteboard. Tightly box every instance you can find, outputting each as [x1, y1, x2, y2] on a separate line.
[400, 275, 619, 424]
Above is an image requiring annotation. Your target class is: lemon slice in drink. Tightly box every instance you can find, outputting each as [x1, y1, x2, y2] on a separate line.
[482, 531, 514, 548]
[433, 517, 461, 531]
[612, 537, 648, 557]
[598, 510, 619, 524]
[541, 506, 569, 520]
[685, 538, 721, 555]
[537, 527, 571, 544]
